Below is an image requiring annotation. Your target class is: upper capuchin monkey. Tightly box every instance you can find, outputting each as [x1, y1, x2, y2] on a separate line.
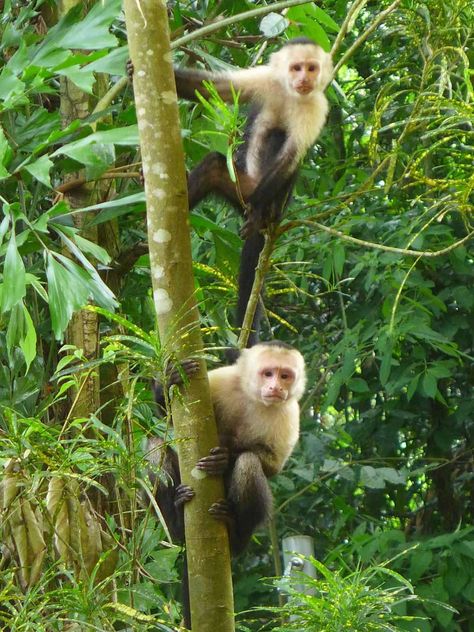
[174, 38, 333, 345]
[147, 341, 306, 628]
[129, 39, 332, 345]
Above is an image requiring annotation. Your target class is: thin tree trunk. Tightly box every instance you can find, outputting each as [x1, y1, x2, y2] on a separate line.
[123, 2, 235, 630]
[59, 0, 100, 419]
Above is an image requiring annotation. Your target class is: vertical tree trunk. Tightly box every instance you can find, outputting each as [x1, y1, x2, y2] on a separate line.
[123, 2, 235, 630]
[59, 0, 100, 418]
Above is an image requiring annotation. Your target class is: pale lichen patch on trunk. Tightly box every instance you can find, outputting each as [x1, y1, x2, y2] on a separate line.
[153, 288, 173, 314]
[152, 229, 172, 243]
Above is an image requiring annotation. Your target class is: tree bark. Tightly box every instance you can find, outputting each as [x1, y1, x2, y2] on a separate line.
[123, 1, 235, 630]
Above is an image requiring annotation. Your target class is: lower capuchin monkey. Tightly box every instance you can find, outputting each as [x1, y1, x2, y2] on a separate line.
[147, 341, 306, 629]
[174, 38, 333, 345]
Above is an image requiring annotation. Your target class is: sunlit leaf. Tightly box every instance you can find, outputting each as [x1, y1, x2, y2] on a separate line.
[1, 230, 26, 312]
[24, 155, 53, 187]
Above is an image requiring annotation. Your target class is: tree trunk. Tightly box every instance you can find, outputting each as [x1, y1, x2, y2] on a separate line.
[123, 2, 235, 630]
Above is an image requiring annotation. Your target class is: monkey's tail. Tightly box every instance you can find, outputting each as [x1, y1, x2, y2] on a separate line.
[181, 554, 191, 629]
[236, 232, 265, 347]
[228, 452, 273, 553]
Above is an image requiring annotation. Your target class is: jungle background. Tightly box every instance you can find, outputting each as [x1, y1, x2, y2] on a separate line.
[0, 0, 473, 630]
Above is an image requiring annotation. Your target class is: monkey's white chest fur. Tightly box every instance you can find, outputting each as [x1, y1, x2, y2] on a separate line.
[246, 88, 329, 181]
[209, 367, 300, 474]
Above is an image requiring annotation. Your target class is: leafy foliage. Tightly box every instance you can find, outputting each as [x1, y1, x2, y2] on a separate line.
[0, 0, 473, 630]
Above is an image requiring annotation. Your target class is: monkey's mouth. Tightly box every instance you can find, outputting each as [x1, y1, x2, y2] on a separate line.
[296, 84, 312, 94]
[263, 394, 286, 403]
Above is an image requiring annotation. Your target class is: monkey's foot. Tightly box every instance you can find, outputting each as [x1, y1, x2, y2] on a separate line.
[208, 499, 234, 527]
[196, 446, 229, 476]
[174, 484, 195, 508]
[240, 217, 260, 239]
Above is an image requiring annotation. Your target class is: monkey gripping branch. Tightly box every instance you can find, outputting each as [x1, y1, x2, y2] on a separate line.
[123, 1, 235, 630]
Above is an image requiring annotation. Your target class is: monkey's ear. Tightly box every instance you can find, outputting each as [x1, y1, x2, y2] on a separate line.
[320, 51, 334, 90]
[224, 348, 241, 364]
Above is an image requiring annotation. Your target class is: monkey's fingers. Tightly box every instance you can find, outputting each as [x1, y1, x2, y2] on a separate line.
[166, 359, 200, 386]
[240, 218, 257, 239]
[196, 447, 229, 475]
[208, 499, 234, 527]
[174, 484, 195, 508]
[126, 59, 134, 80]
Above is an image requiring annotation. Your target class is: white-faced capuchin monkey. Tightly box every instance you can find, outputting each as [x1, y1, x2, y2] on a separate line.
[147, 341, 306, 629]
[174, 38, 333, 345]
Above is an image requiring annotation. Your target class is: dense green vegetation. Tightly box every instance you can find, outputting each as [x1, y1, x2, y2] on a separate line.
[0, 0, 472, 630]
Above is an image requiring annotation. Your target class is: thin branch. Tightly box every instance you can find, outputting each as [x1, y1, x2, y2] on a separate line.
[286, 219, 474, 258]
[55, 170, 141, 194]
[331, 0, 368, 57]
[238, 230, 277, 349]
[333, 0, 401, 76]
[172, 0, 324, 50]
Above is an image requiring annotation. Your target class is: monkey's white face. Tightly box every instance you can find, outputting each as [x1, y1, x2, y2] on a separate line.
[257, 356, 298, 405]
[271, 43, 332, 96]
[288, 57, 320, 95]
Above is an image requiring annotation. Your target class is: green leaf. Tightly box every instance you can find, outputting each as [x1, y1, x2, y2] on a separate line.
[333, 243, 345, 277]
[35, 0, 120, 57]
[360, 465, 386, 489]
[73, 234, 111, 265]
[379, 340, 394, 385]
[46, 253, 90, 339]
[0, 66, 27, 108]
[348, 377, 369, 393]
[53, 240, 116, 312]
[1, 230, 26, 312]
[409, 549, 433, 581]
[312, 6, 340, 32]
[56, 65, 96, 95]
[0, 127, 12, 179]
[422, 371, 437, 398]
[24, 154, 53, 187]
[378, 467, 406, 485]
[82, 46, 129, 76]
[259, 13, 289, 37]
[0, 213, 10, 247]
[19, 304, 37, 372]
[52, 125, 139, 160]
[406, 374, 420, 401]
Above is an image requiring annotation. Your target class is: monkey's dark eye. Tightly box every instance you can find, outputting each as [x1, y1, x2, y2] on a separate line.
[263, 370, 274, 378]
[308, 65, 316, 72]
[292, 64, 302, 72]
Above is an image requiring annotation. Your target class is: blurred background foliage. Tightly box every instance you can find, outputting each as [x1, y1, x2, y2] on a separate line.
[0, 0, 473, 630]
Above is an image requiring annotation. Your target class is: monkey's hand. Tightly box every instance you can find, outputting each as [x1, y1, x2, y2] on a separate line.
[208, 499, 235, 528]
[174, 484, 195, 508]
[126, 59, 134, 81]
[196, 446, 229, 476]
[166, 358, 200, 387]
[240, 215, 260, 239]
[152, 358, 200, 408]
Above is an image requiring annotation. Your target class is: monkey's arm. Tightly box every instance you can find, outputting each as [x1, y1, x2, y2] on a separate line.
[174, 66, 269, 103]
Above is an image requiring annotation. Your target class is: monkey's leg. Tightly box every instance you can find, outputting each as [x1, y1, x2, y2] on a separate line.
[188, 152, 255, 210]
